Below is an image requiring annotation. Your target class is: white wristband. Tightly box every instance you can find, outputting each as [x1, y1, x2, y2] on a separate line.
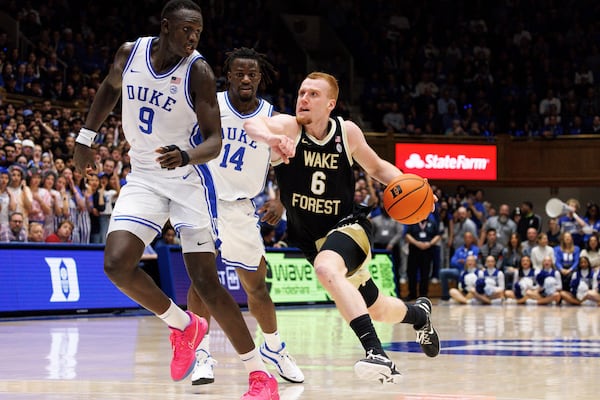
[75, 127, 98, 147]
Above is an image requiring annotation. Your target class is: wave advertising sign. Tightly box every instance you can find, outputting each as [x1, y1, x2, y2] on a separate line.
[395, 143, 497, 180]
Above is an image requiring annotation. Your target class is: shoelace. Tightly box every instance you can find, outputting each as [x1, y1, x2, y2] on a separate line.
[170, 330, 192, 361]
[277, 348, 298, 364]
[415, 323, 433, 345]
[246, 374, 269, 395]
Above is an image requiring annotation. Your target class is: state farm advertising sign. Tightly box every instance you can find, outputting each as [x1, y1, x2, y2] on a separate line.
[395, 143, 497, 180]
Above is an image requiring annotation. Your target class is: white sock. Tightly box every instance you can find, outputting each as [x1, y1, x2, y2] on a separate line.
[197, 334, 210, 354]
[263, 331, 282, 351]
[239, 348, 268, 374]
[157, 299, 190, 330]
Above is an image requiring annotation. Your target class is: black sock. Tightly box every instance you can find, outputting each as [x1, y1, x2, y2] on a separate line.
[349, 314, 386, 357]
[401, 304, 427, 329]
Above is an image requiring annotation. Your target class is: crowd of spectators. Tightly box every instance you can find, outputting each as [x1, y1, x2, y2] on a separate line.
[1, 0, 600, 258]
[303, 0, 600, 135]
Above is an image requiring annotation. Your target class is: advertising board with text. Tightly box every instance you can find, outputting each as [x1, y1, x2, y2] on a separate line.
[395, 143, 497, 180]
[157, 246, 397, 306]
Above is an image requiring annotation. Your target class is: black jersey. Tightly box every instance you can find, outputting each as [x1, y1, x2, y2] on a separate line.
[274, 116, 357, 257]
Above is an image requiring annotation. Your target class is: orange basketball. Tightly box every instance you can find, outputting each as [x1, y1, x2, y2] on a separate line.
[383, 173, 434, 224]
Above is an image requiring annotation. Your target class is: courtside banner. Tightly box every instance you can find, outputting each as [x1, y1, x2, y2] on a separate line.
[0, 243, 139, 313]
[264, 250, 397, 304]
[395, 143, 497, 180]
[156, 246, 396, 306]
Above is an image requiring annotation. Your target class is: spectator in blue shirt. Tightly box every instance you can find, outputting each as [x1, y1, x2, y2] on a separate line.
[440, 231, 480, 301]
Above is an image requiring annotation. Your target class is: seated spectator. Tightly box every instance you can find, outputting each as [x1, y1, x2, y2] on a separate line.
[583, 203, 600, 244]
[154, 224, 181, 247]
[558, 198, 587, 247]
[530, 233, 556, 271]
[470, 255, 505, 305]
[440, 231, 480, 301]
[554, 232, 581, 288]
[580, 232, 600, 269]
[382, 102, 405, 133]
[546, 218, 561, 247]
[478, 228, 504, 269]
[521, 227, 540, 256]
[0, 211, 28, 242]
[516, 201, 542, 241]
[502, 232, 523, 281]
[478, 204, 516, 247]
[448, 255, 479, 304]
[45, 220, 74, 243]
[527, 256, 562, 305]
[28, 221, 45, 242]
[449, 206, 478, 253]
[560, 256, 600, 306]
[0, 167, 16, 229]
[504, 255, 536, 304]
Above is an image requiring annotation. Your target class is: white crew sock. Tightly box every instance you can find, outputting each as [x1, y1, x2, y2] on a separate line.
[263, 331, 282, 351]
[197, 333, 210, 354]
[157, 299, 190, 330]
[239, 348, 268, 374]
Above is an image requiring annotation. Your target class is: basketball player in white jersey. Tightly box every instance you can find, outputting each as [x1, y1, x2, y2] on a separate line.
[73, 2, 278, 399]
[187, 48, 303, 386]
[244, 72, 440, 384]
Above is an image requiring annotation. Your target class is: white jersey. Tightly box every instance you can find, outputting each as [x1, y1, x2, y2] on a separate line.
[121, 36, 203, 177]
[208, 91, 273, 200]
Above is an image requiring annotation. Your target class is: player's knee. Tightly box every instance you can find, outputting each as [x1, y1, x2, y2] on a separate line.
[314, 263, 337, 288]
[103, 251, 131, 285]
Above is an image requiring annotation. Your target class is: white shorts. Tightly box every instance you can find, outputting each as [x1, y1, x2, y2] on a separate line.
[217, 198, 264, 271]
[108, 166, 218, 253]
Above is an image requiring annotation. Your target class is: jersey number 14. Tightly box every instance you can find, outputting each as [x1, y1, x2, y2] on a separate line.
[219, 143, 245, 171]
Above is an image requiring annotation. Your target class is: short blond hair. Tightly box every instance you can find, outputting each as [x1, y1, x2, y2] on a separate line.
[306, 72, 339, 101]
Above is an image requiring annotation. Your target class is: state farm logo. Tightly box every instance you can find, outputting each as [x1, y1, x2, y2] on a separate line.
[405, 153, 490, 170]
[396, 143, 497, 180]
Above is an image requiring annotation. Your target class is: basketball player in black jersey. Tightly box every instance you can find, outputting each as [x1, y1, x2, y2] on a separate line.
[244, 72, 440, 384]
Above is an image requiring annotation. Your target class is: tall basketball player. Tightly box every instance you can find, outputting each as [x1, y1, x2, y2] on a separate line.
[244, 72, 440, 384]
[73, 1, 278, 399]
[188, 48, 304, 387]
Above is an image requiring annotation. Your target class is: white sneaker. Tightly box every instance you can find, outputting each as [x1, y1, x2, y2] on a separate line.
[191, 349, 217, 385]
[525, 299, 538, 306]
[354, 350, 402, 384]
[260, 342, 304, 383]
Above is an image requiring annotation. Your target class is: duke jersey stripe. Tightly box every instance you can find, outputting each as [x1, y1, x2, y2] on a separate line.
[121, 36, 203, 177]
[274, 117, 355, 254]
[207, 91, 273, 200]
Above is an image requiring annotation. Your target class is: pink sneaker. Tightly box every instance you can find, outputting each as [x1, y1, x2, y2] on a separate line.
[240, 371, 280, 400]
[169, 311, 208, 381]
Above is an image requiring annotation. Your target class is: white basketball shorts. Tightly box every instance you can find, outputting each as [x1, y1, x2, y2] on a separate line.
[217, 198, 265, 271]
[108, 166, 218, 254]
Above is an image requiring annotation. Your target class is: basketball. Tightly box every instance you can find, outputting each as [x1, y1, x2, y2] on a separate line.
[383, 173, 434, 224]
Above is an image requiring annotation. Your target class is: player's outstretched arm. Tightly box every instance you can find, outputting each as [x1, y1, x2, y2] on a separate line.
[244, 115, 297, 163]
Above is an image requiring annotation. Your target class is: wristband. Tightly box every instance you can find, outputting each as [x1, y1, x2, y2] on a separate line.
[164, 145, 190, 167]
[75, 127, 98, 147]
[180, 150, 190, 166]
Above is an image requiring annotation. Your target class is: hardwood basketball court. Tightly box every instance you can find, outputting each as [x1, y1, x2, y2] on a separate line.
[1, 303, 598, 399]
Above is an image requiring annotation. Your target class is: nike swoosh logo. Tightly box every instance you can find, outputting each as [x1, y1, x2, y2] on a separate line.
[197, 241, 209, 246]
[130, 69, 141, 73]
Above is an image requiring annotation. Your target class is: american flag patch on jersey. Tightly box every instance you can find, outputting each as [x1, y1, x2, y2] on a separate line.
[171, 76, 181, 84]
